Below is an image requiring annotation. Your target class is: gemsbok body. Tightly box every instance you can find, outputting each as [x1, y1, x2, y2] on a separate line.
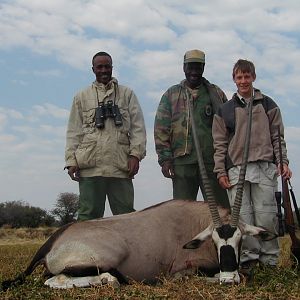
[2, 199, 274, 289]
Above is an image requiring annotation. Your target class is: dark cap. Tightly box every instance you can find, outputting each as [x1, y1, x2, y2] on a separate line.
[184, 49, 205, 64]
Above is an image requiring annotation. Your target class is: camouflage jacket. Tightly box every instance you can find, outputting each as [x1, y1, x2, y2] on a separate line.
[154, 78, 227, 166]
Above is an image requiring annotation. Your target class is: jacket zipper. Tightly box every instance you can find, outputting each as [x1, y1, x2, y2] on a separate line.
[184, 90, 190, 155]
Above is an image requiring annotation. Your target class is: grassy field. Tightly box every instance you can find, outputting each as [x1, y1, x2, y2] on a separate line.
[0, 228, 299, 300]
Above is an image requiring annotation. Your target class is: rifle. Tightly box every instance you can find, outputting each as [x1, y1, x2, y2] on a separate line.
[275, 191, 285, 237]
[277, 125, 300, 264]
[289, 181, 300, 228]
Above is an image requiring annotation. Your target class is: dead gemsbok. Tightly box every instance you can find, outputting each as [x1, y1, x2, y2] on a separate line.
[2, 96, 275, 290]
[1, 198, 274, 290]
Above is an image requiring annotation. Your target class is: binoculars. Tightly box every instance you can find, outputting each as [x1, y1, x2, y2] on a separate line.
[95, 100, 123, 129]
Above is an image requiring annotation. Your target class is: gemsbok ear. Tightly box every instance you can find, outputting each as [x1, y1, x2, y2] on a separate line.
[239, 222, 277, 241]
[183, 239, 204, 249]
[256, 230, 277, 241]
[183, 224, 214, 249]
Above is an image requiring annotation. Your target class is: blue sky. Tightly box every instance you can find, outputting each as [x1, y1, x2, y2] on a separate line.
[1, 0, 300, 213]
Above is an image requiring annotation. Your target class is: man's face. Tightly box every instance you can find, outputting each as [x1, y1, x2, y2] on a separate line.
[183, 62, 205, 88]
[92, 55, 113, 84]
[233, 70, 256, 98]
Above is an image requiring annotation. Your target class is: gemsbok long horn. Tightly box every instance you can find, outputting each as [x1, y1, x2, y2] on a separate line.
[231, 92, 254, 227]
[187, 94, 222, 228]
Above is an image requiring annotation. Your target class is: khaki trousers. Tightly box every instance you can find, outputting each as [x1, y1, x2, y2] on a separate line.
[228, 162, 279, 265]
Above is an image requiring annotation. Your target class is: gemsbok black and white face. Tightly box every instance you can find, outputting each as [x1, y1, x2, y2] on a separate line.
[211, 224, 242, 284]
[184, 220, 272, 284]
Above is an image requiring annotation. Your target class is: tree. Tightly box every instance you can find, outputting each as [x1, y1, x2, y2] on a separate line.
[0, 200, 55, 228]
[51, 192, 79, 225]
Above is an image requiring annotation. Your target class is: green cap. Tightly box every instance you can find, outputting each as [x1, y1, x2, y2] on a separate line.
[184, 49, 205, 64]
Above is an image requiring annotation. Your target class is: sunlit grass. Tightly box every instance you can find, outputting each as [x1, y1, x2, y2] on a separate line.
[0, 229, 299, 299]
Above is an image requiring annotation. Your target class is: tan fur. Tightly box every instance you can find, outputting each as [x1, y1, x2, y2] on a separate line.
[45, 200, 229, 282]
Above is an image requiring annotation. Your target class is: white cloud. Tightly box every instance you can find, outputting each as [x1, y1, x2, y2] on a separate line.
[32, 69, 63, 77]
[0, 105, 67, 210]
[133, 50, 181, 83]
[0, 134, 16, 144]
[0, 108, 24, 125]
[11, 79, 28, 86]
[0, 0, 300, 211]
[0, 113, 7, 130]
[286, 127, 300, 142]
[31, 103, 69, 119]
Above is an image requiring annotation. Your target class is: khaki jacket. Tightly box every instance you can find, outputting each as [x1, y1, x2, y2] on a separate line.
[65, 78, 146, 178]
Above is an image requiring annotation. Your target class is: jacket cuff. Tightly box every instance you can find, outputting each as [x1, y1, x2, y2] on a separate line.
[129, 151, 145, 161]
[158, 158, 173, 167]
[65, 158, 78, 168]
[217, 171, 227, 179]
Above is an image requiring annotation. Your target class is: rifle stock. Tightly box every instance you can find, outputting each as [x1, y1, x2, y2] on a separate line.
[277, 125, 300, 263]
[282, 178, 298, 238]
[289, 181, 300, 227]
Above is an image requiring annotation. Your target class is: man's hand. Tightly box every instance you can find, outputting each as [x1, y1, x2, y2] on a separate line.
[67, 166, 80, 181]
[277, 163, 292, 180]
[218, 175, 231, 189]
[161, 160, 175, 178]
[128, 156, 140, 179]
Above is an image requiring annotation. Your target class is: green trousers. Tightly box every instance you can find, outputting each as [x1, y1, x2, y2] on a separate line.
[172, 163, 230, 208]
[78, 176, 135, 220]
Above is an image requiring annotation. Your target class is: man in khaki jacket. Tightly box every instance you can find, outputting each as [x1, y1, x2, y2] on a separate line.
[65, 51, 146, 220]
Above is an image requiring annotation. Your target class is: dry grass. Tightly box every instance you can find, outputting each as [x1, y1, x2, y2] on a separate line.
[0, 229, 299, 299]
[0, 227, 56, 245]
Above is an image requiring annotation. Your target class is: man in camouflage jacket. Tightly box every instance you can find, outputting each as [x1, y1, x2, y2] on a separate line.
[154, 49, 229, 208]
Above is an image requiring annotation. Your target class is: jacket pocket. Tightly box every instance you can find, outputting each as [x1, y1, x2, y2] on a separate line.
[75, 140, 97, 169]
[228, 167, 240, 185]
[114, 132, 130, 172]
[82, 109, 96, 134]
[259, 162, 277, 186]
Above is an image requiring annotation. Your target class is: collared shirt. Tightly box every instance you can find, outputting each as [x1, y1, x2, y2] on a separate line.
[237, 90, 253, 104]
